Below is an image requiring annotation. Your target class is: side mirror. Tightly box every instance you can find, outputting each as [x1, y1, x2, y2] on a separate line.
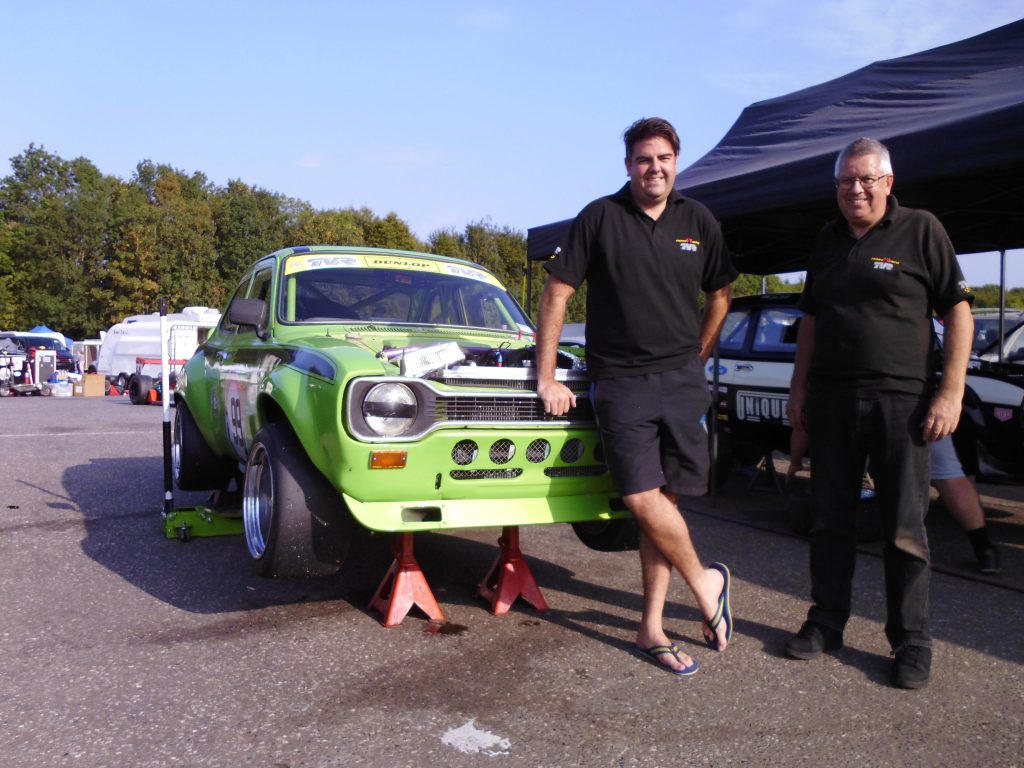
[228, 298, 269, 340]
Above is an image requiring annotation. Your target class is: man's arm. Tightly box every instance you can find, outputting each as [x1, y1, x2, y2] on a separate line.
[786, 313, 815, 433]
[923, 300, 973, 441]
[536, 274, 577, 416]
[698, 285, 732, 364]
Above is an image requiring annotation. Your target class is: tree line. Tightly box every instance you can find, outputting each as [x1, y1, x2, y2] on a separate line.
[0, 145, 542, 339]
[2, 144, 1017, 340]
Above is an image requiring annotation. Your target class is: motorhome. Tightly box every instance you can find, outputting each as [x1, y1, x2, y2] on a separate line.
[96, 306, 221, 389]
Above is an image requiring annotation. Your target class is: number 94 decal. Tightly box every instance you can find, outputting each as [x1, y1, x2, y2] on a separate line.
[224, 382, 249, 457]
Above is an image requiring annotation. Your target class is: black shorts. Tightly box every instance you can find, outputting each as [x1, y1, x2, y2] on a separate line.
[590, 358, 711, 497]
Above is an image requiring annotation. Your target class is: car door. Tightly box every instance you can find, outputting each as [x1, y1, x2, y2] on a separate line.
[716, 302, 802, 455]
[205, 263, 275, 461]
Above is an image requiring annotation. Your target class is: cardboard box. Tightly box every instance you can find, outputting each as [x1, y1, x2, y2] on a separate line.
[83, 373, 106, 397]
[72, 380, 85, 397]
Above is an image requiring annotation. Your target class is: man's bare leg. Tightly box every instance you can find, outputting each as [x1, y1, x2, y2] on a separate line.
[625, 488, 729, 654]
[634, 531, 697, 671]
[933, 477, 984, 531]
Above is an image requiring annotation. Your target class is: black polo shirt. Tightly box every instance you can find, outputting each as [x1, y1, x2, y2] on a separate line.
[545, 183, 736, 379]
[799, 196, 972, 396]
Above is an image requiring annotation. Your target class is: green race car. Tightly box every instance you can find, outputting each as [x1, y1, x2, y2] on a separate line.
[173, 246, 627, 577]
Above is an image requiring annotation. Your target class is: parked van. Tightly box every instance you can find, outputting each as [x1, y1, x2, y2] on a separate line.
[96, 307, 222, 390]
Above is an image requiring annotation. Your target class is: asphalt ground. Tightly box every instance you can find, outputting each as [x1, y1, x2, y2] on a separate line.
[1, 395, 1021, 768]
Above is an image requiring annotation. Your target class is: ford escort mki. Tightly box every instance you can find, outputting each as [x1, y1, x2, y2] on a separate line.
[172, 246, 624, 577]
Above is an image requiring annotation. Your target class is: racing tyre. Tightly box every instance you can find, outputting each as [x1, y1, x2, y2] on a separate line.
[571, 518, 640, 552]
[172, 402, 235, 490]
[128, 374, 153, 405]
[115, 373, 129, 392]
[243, 423, 353, 578]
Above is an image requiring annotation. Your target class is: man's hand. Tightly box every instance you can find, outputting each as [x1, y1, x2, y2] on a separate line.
[924, 300, 972, 442]
[922, 391, 961, 442]
[786, 314, 814, 434]
[538, 378, 576, 417]
[535, 275, 577, 417]
[786, 387, 808, 433]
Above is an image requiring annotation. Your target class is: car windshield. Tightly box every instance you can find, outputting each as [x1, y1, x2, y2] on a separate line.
[17, 336, 69, 353]
[280, 254, 531, 333]
[719, 310, 752, 352]
[975, 315, 1024, 355]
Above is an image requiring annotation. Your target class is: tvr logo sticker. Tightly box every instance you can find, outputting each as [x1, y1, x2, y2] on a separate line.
[871, 257, 900, 271]
[676, 238, 700, 252]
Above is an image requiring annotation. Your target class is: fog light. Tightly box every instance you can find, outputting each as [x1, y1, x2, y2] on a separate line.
[370, 450, 408, 469]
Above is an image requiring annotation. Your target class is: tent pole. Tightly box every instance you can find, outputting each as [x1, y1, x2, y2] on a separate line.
[998, 249, 1007, 363]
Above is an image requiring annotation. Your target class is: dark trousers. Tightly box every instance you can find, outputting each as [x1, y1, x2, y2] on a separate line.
[806, 390, 932, 649]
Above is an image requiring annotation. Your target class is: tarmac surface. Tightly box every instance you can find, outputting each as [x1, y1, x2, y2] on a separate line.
[1, 395, 1021, 767]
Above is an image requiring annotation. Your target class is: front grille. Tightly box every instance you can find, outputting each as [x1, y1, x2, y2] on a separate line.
[544, 465, 608, 477]
[439, 375, 590, 393]
[489, 439, 516, 464]
[436, 395, 594, 423]
[560, 438, 585, 463]
[526, 439, 550, 463]
[452, 440, 478, 465]
[450, 468, 523, 480]
[346, 376, 598, 442]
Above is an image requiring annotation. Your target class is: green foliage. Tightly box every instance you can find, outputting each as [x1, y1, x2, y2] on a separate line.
[212, 180, 289, 287]
[1, 142, 1015, 343]
[731, 272, 804, 297]
[0, 146, 433, 337]
[969, 284, 1024, 309]
[0, 219, 16, 329]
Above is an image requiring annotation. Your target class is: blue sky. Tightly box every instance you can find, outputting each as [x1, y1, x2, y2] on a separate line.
[2, 1, 1021, 287]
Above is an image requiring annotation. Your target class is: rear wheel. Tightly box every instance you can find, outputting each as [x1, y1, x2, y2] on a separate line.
[172, 402, 235, 490]
[243, 423, 353, 578]
[128, 374, 153, 404]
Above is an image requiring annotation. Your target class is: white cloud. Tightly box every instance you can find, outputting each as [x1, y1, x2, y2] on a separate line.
[791, 0, 1020, 62]
[296, 154, 331, 171]
[456, 8, 515, 30]
[380, 146, 447, 169]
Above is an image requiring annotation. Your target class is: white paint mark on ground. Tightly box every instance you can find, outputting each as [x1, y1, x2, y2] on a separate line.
[440, 718, 511, 756]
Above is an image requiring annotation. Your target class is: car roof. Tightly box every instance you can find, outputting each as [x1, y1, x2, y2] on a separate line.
[972, 309, 1023, 318]
[729, 292, 801, 308]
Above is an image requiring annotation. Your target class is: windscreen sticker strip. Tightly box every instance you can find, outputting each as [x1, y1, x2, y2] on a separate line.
[284, 253, 501, 287]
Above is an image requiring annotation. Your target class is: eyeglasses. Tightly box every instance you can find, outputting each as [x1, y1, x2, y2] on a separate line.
[835, 174, 890, 190]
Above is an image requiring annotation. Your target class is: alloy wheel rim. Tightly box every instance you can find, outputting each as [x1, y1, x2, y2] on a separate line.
[243, 443, 274, 559]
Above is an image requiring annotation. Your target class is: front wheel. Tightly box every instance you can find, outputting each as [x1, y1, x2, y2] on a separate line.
[129, 374, 153, 404]
[571, 518, 640, 552]
[243, 423, 353, 578]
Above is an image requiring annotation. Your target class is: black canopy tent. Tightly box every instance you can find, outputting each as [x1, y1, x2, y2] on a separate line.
[527, 19, 1024, 277]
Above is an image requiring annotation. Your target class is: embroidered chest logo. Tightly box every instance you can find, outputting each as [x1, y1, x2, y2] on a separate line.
[871, 256, 900, 271]
[676, 238, 700, 253]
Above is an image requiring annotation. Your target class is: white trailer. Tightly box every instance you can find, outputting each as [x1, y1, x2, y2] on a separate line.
[96, 306, 221, 390]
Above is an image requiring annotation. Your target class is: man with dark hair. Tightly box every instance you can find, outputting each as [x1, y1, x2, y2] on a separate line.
[536, 117, 737, 676]
[784, 137, 974, 689]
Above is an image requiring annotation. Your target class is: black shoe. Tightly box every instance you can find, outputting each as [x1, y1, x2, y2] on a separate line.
[978, 546, 1002, 574]
[785, 622, 843, 660]
[891, 644, 931, 689]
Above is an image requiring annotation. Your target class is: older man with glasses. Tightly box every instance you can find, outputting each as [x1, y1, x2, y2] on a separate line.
[783, 137, 974, 689]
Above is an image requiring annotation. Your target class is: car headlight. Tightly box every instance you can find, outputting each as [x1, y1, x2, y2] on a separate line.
[362, 383, 418, 436]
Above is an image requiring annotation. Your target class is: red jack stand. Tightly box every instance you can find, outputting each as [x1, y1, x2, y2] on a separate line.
[476, 526, 549, 615]
[368, 533, 445, 627]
